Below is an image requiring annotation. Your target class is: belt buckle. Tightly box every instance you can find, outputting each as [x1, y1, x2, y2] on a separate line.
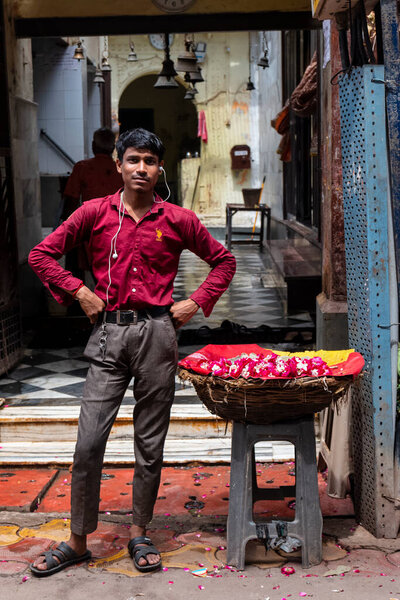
[116, 310, 138, 325]
[115, 310, 131, 325]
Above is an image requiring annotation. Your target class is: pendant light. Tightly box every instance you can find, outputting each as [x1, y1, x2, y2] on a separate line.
[257, 32, 270, 69]
[154, 33, 178, 89]
[176, 36, 198, 73]
[247, 39, 255, 91]
[101, 56, 111, 71]
[73, 41, 85, 61]
[101, 36, 111, 71]
[127, 38, 138, 62]
[246, 76, 255, 91]
[184, 89, 195, 100]
[257, 49, 270, 69]
[189, 66, 204, 83]
[184, 86, 196, 100]
[93, 65, 105, 84]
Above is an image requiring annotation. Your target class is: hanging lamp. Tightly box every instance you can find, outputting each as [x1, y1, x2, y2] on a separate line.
[93, 65, 105, 84]
[127, 40, 138, 62]
[101, 36, 111, 71]
[73, 41, 85, 61]
[257, 32, 270, 69]
[257, 49, 270, 69]
[246, 76, 255, 91]
[176, 37, 198, 73]
[101, 56, 111, 71]
[189, 66, 204, 83]
[184, 87, 196, 100]
[154, 33, 178, 88]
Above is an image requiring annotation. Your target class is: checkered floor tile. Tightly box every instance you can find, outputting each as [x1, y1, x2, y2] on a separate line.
[0, 347, 197, 405]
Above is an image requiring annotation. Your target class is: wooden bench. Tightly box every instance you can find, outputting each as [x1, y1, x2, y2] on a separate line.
[266, 237, 322, 313]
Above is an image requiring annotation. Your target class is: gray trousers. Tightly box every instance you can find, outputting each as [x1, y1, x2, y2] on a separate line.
[70, 313, 178, 535]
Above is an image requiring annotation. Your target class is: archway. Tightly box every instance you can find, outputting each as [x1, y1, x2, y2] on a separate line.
[118, 74, 199, 204]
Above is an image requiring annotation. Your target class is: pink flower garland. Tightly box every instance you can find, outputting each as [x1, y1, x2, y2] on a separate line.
[200, 352, 332, 380]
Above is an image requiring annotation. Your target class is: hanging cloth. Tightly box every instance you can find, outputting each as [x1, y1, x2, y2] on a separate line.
[271, 101, 291, 162]
[290, 52, 317, 118]
[197, 110, 208, 143]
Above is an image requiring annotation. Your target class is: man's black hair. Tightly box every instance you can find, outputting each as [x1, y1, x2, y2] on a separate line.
[116, 128, 165, 162]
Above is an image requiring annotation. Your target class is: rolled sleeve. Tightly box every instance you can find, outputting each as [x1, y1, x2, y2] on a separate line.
[28, 204, 93, 306]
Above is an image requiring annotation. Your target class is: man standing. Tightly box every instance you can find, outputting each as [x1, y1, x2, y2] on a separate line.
[61, 127, 123, 220]
[61, 127, 123, 281]
[29, 128, 236, 576]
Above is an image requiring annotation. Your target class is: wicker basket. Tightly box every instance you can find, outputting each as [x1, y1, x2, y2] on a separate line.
[179, 367, 353, 425]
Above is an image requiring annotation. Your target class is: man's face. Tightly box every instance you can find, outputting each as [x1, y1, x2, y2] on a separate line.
[116, 147, 163, 195]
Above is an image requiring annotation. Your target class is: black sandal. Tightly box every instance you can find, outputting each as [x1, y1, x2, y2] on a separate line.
[128, 536, 162, 573]
[30, 541, 92, 577]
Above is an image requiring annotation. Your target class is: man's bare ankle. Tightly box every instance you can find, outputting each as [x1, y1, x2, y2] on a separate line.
[130, 524, 146, 538]
[68, 533, 87, 552]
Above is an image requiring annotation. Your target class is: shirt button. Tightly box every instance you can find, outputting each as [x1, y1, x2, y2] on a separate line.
[133, 267, 137, 272]
[132, 288, 136, 293]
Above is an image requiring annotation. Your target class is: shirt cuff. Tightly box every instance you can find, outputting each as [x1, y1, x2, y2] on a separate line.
[190, 290, 217, 318]
[46, 277, 83, 306]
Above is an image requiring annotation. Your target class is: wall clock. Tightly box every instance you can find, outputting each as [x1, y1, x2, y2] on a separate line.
[148, 33, 175, 50]
[152, 0, 196, 13]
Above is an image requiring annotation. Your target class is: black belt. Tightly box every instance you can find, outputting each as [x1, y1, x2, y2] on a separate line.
[101, 306, 170, 325]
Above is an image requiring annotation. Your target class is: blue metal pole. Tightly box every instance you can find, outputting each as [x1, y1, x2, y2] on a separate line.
[339, 65, 397, 537]
[380, 0, 400, 533]
[380, 0, 400, 294]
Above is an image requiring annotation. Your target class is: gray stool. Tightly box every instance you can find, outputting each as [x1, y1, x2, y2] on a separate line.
[227, 415, 322, 569]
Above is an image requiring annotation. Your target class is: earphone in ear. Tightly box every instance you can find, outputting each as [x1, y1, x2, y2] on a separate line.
[153, 166, 170, 203]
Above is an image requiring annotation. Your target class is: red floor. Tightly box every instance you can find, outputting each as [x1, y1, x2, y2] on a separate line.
[0, 464, 354, 518]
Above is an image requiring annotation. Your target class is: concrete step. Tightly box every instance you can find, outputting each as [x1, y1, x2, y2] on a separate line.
[0, 404, 230, 442]
[0, 438, 296, 465]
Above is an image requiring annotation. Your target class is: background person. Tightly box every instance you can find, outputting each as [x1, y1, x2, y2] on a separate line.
[61, 127, 123, 220]
[61, 127, 123, 284]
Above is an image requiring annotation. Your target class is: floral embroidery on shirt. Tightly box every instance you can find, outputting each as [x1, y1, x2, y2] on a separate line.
[156, 228, 163, 242]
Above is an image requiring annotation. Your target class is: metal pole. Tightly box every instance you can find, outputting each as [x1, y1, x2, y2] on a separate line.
[380, 0, 400, 296]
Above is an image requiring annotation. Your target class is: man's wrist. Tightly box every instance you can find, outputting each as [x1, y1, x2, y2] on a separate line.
[71, 282, 85, 297]
[189, 298, 200, 308]
[73, 283, 87, 301]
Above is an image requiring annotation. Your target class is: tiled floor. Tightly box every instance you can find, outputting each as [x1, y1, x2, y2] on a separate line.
[0, 348, 196, 405]
[0, 464, 354, 518]
[0, 239, 314, 406]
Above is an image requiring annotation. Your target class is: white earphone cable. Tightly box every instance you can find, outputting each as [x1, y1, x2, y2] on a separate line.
[106, 165, 168, 305]
[106, 191, 125, 308]
[155, 166, 170, 203]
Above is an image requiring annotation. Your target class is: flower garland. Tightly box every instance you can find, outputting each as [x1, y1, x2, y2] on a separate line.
[199, 352, 332, 380]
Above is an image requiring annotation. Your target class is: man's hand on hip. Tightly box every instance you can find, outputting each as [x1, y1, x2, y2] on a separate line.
[169, 299, 199, 329]
[75, 286, 105, 324]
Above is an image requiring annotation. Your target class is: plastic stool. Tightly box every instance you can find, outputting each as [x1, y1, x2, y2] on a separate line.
[227, 415, 322, 570]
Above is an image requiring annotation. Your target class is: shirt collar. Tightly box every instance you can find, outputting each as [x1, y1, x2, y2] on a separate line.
[110, 190, 165, 213]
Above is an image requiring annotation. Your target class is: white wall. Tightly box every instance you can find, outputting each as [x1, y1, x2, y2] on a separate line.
[86, 64, 102, 154]
[250, 31, 283, 219]
[109, 31, 283, 226]
[33, 39, 87, 176]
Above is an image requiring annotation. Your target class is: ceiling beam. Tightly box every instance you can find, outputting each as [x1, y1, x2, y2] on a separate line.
[15, 11, 320, 38]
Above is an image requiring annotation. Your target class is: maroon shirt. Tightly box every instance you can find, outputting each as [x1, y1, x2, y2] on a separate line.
[64, 154, 123, 203]
[29, 191, 236, 316]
